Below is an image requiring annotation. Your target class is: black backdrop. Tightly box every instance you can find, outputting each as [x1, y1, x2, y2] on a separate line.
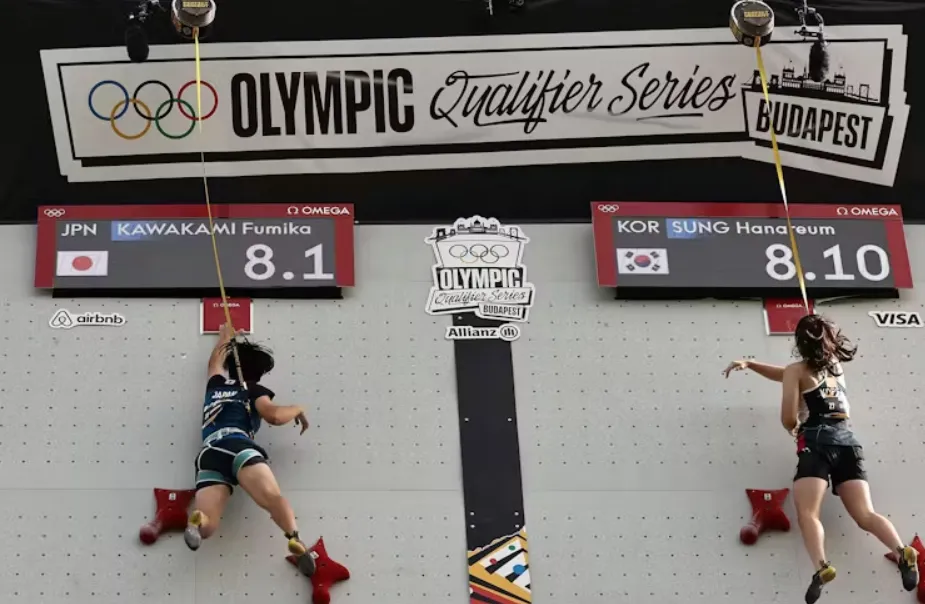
[4, 0, 924, 224]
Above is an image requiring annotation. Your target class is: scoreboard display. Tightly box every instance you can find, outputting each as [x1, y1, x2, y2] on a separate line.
[591, 202, 912, 297]
[35, 204, 354, 295]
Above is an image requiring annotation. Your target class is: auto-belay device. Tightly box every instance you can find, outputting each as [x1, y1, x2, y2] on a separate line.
[729, 0, 775, 47]
[171, 0, 216, 39]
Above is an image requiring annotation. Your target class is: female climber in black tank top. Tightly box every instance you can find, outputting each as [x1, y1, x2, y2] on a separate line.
[724, 314, 918, 604]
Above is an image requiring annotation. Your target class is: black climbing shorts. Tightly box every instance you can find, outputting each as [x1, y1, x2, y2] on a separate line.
[794, 443, 867, 495]
[195, 436, 269, 493]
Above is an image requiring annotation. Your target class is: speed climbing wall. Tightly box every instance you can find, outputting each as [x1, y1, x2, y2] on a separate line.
[1, 220, 924, 604]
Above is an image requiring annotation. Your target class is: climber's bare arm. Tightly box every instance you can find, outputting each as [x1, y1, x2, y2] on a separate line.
[723, 359, 786, 382]
[207, 323, 242, 378]
[780, 364, 802, 433]
[255, 396, 309, 434]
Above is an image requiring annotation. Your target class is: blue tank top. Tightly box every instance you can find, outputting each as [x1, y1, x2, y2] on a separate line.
[201, 375, 274, 442]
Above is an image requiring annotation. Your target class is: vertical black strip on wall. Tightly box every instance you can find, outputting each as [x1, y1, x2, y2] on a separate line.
[452, 313, 531, 604]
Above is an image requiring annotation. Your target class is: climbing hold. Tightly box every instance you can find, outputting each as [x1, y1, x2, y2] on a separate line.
[884, 534, 925, 603]
[139, 488, 196, 545]
[740, 488, 790, 545]
[286, 537, 350, 604]
[139, 523, 159, 545]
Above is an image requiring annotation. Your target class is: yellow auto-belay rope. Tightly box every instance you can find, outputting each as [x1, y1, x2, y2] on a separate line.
[191, 29, 809, 319]
[753, 38, 811, 313]
[193, 27, 245, 385]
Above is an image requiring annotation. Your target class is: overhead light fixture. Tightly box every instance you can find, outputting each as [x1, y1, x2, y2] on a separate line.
[124, 0, 163, 63]
[485, 0, 526, 15]
[124, 0, 218, 63]
[795, 0, 830, 82]
[170, 0, 217, 39]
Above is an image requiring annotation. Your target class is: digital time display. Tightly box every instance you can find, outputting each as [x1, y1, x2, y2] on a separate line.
[35, 203, 354, 295]
[591, 202, 912, 297]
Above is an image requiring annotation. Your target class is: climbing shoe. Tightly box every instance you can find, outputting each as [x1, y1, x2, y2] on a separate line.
[284, 530, 314, 575]
[805, 563, 836, 604]
[184, 510, 207, 551]
[898, 545, 919, 591]
[296, 550, 317, 577]
[287, 536, 307, 556]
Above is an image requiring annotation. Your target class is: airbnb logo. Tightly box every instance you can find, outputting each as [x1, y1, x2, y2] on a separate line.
[50, 308, 126, 329]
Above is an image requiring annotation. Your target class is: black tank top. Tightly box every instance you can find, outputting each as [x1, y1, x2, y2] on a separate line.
[798, 366, 860, 446]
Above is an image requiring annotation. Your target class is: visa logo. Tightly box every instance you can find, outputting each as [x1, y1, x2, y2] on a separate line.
[112, 221, 159, 241]
[666, 218, 726, 239]
[868, 311, 923, 327]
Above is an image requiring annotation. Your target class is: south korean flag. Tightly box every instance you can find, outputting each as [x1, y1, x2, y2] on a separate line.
[616, 248, 669, 274]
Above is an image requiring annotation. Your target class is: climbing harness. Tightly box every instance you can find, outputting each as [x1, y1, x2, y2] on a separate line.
[203, 427, 251, 445]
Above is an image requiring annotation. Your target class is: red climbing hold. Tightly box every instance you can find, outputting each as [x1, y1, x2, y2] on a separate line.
[884, 534, 925, 603]
[740, 488, 791, 545]
[286, 537, 350, 604]
[139, 488, 196, 545]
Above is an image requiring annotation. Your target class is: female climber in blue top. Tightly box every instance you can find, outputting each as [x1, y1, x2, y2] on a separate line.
[725, 313, 918, 603]
[186, 323, 316, 575]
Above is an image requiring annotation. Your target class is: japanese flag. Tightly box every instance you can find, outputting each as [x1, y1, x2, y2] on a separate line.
[616, 248, 669, 274]
[56, 250, 109, 277]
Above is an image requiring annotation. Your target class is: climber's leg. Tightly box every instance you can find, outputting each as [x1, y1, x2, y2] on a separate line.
[838, 480, 902, 550]
[794, 447, 837, 604]
[186, 484, 231, 546]
[236, 463, 307, 556]
[185, 443, 235, 550]
[794, 476, 829, 568]
[837, 458, 918, 592]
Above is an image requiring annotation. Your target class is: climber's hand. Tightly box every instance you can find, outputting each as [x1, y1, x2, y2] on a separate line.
[209, 324, 245, 377]
[723, 359, 750, 378]
[218, 323, 244, 343]
[294, 410, 309, 435]
[218, 322, 234, 339]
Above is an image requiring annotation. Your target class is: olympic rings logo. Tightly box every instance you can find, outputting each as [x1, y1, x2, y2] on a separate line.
[44, 208, 66, 218]
[597, 204, 620, 213]
[88, 79, 219, 140]
[448, 244, 510, 264]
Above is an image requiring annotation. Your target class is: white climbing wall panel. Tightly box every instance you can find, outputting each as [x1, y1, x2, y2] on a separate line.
[515, 224, 925, 604]
[1, 222, 924, 604]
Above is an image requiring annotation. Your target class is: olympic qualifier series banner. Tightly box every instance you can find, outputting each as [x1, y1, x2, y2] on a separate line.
[39, 25, 909, 184]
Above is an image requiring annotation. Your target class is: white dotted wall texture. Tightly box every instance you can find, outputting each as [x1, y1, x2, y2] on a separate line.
[0, 224, 464, 604]
[1, 222, 923, 604]
[517, 224, 925, 604]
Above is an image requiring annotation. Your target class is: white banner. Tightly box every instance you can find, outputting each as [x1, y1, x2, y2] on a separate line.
[41, 26, 908, 185]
